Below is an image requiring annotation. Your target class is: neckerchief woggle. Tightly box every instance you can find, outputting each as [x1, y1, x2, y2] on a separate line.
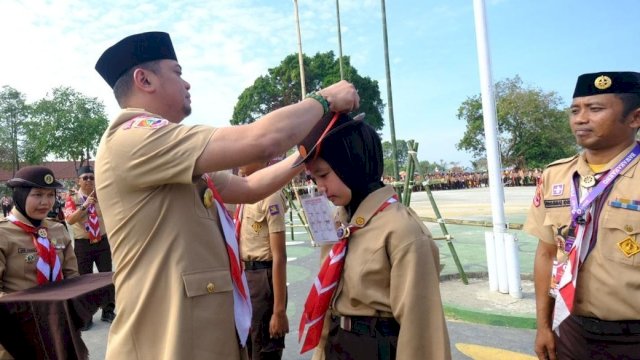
[298, 194, 398, 354]
[7, 214, 63, 285]
[552, 142, 640, 332]
[202, 174, 252, 346]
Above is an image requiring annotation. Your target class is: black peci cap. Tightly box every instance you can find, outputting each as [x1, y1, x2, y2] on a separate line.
[95, 31, 177, 88]
[7, 166, 64, 189]
[77, 165, 94, 176]
[573, 71, 640, 98]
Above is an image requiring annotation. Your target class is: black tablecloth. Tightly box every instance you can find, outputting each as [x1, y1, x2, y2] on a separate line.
[0, 272, 114, 359]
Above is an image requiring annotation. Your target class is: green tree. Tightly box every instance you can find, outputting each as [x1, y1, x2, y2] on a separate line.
[30, 87, 109, 168]
[231, 51, 385, 131]
[456, 76, 577, 169]
[382, 140, 408, 177]
[0, 86, 31, 174]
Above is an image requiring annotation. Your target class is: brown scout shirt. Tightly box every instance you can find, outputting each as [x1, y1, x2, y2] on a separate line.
[313, 185, 451, 360]
[524, 141, 640, 321]
[0, 209, 79, 360]
[239, 191, 288, 261]
[95, 109, 247, 360]
[66, 191, 107, 240]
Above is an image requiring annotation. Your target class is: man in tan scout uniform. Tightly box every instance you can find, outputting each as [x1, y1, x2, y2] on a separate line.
[525, 72, 640, 360]
[93, 32, 359, 360]
[64, 165, 115, 327]
[238, 161, 289, 360]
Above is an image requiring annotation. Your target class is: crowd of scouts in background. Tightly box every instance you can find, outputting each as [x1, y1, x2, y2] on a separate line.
[380, 167, 542, 192]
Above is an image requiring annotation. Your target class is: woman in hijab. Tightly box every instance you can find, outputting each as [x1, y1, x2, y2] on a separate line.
[297, 113, 451, 360]
[0, 165, 78, 293]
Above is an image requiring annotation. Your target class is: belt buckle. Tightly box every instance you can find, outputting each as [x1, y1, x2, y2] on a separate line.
[339, 316, 352, 332]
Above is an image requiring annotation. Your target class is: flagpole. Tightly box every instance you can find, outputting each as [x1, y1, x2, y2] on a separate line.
[335, 0, 344, 80]
[293, 0, 306, 96]
[472, 0, 521, 298]
[380, 0, 401, 187]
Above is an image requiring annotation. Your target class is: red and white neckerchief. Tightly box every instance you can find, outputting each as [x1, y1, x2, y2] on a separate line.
[64, 194, 101, 243]
[203, 174, 252, 346]
[7, 214, 63, 285]
[552, 213, 594, 332]
[298, 194, 398, 354]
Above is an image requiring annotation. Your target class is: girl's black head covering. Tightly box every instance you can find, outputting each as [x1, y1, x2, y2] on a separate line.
[298, 113, 384, 217]
[7, 166, 63, 227]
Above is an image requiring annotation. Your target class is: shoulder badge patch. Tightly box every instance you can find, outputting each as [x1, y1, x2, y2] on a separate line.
[122, 116, 169, 130]
[533, 178, 543, 207]
[269, 204, 280, 215]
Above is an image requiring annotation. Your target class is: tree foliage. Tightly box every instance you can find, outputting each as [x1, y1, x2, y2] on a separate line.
[456, 76, 577, 169]
[231, 51, 385, 131]
[30, 87, 109, 167]
[0, 86, 31, 174]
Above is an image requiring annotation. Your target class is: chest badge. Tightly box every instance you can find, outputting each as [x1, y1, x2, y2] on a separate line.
[551, 184, 564, 196]
[25, 254, 37, 263]
[203, 188, 214, 208]
[251, 222, 262, 233]
[617, 237, 640, 257]
[355, 217, 365, 226]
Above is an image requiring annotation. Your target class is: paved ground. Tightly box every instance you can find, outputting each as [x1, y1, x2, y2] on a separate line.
[81, 185, 539, 359]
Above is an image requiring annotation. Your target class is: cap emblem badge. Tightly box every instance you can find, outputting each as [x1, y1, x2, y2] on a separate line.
[44, 174, 54, 184]
[594, 75, 612, 90]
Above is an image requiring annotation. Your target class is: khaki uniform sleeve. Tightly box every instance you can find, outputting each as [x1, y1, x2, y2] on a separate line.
[390, 234, 451, 359]
[62, 235, 79, 279]
[523, 173, 555, 245]
[264, 192, 287, 233]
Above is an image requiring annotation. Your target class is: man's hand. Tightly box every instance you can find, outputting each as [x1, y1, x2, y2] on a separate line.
[82, 190, 97, 208]
[318, 80, 360, 113]
[534, 327, 557, 360]
[269, 311, 289, 339]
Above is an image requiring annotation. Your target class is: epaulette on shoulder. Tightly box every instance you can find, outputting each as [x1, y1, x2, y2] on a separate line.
[545, 154, 579, 169]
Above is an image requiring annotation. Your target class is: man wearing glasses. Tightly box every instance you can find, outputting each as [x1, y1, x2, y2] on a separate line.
[64, 165, 116, 328]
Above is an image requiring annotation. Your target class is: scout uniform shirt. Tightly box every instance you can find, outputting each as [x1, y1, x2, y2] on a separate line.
[320, 185, 451, 360]
[67, 191, 107, 240]
[239, 191, 288, 261]
[0, 210, 79, 360]
[95, 109, 247, 360]
[524, 141, 640, 321]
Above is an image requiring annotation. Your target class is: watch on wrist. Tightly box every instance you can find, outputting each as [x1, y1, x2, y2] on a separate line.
[80, 205, 87, 211]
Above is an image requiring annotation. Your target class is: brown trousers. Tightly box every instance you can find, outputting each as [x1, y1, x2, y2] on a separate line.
[555, 315, 640, 360]
[325, 315, 399, 360]
[245, 267, 285, 360]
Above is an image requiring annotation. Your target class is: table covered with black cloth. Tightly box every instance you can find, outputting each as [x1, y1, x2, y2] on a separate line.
[0, 272, 114, 359]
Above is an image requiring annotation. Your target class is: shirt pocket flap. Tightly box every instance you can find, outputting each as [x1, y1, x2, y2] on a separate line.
[182, 269, 233, 298]
[602, 211, 640, 236]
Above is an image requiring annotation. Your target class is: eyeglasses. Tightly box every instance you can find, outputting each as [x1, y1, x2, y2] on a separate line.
[81, 176, 95, 181]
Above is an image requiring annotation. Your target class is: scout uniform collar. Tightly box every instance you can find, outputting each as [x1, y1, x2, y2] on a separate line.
[345, 185, 397, 230]
[575, 141, 640, 179]
[9, 208, 45, 228]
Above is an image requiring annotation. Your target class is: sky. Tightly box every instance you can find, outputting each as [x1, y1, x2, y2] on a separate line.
[1, 0, 639, 169]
